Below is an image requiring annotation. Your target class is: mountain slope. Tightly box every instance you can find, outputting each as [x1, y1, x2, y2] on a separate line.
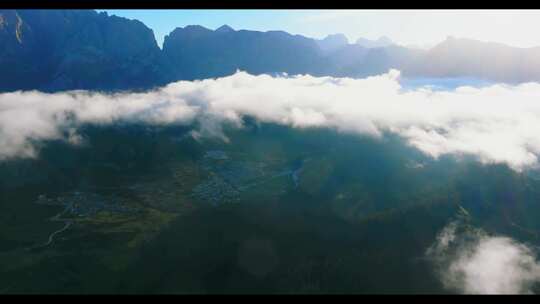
[162, 25, 332, 80]
[0, 9, 172, 92]
[0, 10, 42, 91]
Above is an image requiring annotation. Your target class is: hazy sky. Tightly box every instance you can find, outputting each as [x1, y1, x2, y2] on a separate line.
[100, 9, 540, 49]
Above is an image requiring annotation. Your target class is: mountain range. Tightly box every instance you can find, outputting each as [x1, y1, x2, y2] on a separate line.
[2, 9, 540, 92]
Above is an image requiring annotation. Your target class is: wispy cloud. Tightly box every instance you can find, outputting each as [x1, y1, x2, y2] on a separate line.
[427, 220, 540, 294]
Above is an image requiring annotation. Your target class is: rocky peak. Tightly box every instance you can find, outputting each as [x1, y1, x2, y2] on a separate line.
[0, 9, 170, 92]
[215, 24, 234, 33]
[317, 33, 349, 54]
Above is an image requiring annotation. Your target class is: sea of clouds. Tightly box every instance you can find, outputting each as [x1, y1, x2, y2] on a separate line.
[2, 70, 540, 170]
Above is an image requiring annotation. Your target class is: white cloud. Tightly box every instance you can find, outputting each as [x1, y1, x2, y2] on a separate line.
[427, 221, 540, 294]
[2, 70, 540, 170]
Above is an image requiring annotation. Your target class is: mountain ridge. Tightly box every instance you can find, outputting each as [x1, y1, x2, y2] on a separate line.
[2, 9, 540, 93]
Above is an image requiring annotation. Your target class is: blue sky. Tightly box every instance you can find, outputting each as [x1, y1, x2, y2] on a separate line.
[99, 10, 540, 49]
[100, 10, 306, 48]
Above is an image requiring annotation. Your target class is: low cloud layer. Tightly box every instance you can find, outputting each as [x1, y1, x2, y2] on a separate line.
[427, 221, 540, 294]
[2, 70, 540, 169]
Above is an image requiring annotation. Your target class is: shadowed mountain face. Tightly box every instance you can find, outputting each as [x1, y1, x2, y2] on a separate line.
[0, 10, 41, 91]
[162, 25, 332, 80]
[0, 10, 172, 92]
[2, 9, 540, 93]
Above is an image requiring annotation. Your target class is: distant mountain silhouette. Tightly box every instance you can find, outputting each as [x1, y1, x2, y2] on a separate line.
[316, 34, 349, 54]
[403, 37, 540, 83]
[2, 9, 540, 93]
[162, 25, 332, 80]
[339, 45, 425, 78]
[356, 36, 394, 48]
[215, 24, 234, 33]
